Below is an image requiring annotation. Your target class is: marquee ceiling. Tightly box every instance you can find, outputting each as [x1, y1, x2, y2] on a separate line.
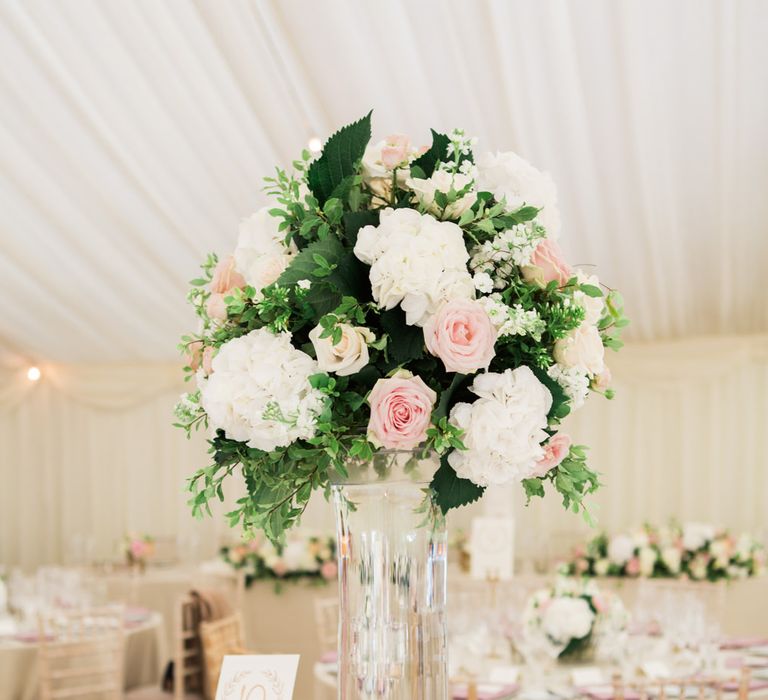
[1, 0, 766, 362]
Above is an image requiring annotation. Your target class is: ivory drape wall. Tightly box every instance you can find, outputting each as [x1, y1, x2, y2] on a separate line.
[1, 334, 767, 569]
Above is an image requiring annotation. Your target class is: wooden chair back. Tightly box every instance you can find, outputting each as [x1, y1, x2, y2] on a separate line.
[314, 597, 338, 655]
[174, 594, 204, 700]
[199, 613, 246, 700]
[38, 605, 124, 700]
[612, 668, 752, 700]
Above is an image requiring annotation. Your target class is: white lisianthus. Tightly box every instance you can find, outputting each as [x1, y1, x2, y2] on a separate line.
[234, 208, 298, 296]
[661, 546, 682, 574]
[553, 323, 606, 377]
[638, 546, 657, 577]
[608, 534, 636, 566]
[199, 328, 325, 452]
[682, 523, 715, 552]
[447, 366, 552, 486]
[354, 208, 475, 326]
[542, 597, 595, 645]
[594, 558, 610, 576]
[406, 170, 476, 220]
[475, 151, 562, 238]
[309, 323, 374, 377]
[573, 271, 605, 325]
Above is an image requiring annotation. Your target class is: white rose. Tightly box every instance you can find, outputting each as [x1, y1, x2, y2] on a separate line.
[475, 150, 561, 238]
[661, 546, 682, 574]
[234, 208, 297, 295]
[553, 323, 605, 376]
[448, 366, 552, 486]
[361, 138, 417, 199]
[573, 271, 605, 325]
[682, 523, 715, 552]
[354, 208, 475, 326]
[309, 324, 374, 377]
[199, 328, 325, 452]
[542, 597, 595, 644]
[608, 535, 636, 566]
[406, 171, 476, 220]
[594, 559, 610, 576]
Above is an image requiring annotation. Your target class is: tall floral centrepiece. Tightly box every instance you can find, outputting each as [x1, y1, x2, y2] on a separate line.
[175, 112, 627, 698]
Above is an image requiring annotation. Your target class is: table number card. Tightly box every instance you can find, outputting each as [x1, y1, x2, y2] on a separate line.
[215, 655, 299, 700]
[470, 516, 515, 580]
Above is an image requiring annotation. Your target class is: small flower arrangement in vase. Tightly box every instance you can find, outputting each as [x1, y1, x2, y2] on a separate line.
[523, 577, 629, 663]
[123, 534, 155, 573]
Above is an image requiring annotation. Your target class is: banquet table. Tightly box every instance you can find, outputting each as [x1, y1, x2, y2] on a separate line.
[0, 611, 165, 700]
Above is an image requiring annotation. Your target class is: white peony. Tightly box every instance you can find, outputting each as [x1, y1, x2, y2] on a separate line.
[553, 322, 605, 377]
[309, 323, 374, 377]
[447, 366, 552, 486]
[475, 151, 561, 238]
[542, 597, 595, 644]
[573, 271, 605, 325]
[354, 208, 475, 326]
[406, 170, 476, 220]
[199, 328, 325, 452]
[608, 535, 636, 566]
[234, 208, 298, 296]
[682, 523, 715, 552]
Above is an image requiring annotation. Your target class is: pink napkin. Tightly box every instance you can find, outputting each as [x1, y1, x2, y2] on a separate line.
[14, 632, 56, 643]
[581, 687, 641, 700]
[721, 637, 768, 650]
[452, 683, 518, 699]
[723, 680, 768, 693]
[319, 651, 338, 664]
[124, 606, 151, 627]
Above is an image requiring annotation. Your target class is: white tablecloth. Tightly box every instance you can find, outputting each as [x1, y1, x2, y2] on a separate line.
[0, 612, 165, 700]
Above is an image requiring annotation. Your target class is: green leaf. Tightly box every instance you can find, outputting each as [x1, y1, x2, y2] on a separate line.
[434, 373, 467, 421]
[579, 284, 603, 298]
[410, 129, 450, 178]
[530, 365, 571, 422]
[307, 112, 372, 204]
[380, 308, 425, 364]
[342, 210, 379, 246]
[430, 454, 484, 514]
[277, 238, 346, 287]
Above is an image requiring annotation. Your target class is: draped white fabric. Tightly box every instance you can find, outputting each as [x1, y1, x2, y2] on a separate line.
[0, 0, 767, 364]
[2, 334, 766, 568]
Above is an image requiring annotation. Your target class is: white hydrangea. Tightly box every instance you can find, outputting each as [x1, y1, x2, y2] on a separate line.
[478, 294, 545, 340]
[199, 328, 325, 452]
[682, 523, 716, 551]
[542, 597, 595, 645]
[607, 534, 636, 565]
[234, 208, 298, 296]
[475, 150, 562, 238]
[448, 366, 552, 486]
[470, 222, 546, 288]
[354, 208, 474, 326]
[547, 363, 590, 409]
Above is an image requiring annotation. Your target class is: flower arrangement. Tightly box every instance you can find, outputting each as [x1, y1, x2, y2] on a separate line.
[123, 534, 155, 570]
[523, 577, 628, 660]
[563, 522, 765, 582]
[220, 532, 336, 591]
[174, 112, 627, 542]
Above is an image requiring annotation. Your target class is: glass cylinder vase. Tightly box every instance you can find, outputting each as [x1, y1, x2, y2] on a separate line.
[331, 449, 448, 699]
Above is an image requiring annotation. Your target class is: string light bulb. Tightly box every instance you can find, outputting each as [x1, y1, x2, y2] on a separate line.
[308, 137, 322, 154]
[27, 366, 41, 381]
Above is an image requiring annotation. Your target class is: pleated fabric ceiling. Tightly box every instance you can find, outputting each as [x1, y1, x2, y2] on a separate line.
[0, 0, 766, 362]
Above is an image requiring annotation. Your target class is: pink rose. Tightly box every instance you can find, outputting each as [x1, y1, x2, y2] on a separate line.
[130, 540, 147, 559]
[575, 558, 589, 574]
[522, 239, 573, 287]
[424, 299, 497, 374]
[210, 255, 246, 294]
[530, 433, 571, 477]
[320, 561, 338, 581]
[272, 560, 288, 577]
[206, 293, 227, 320]
[367, 371, 437, 449]
[185, 340, 203, 370]
[381, 134, 411, 169]
[201, 346, 215, 375]
[626, 557, 641, 576]
[592, 595, 607, 613]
